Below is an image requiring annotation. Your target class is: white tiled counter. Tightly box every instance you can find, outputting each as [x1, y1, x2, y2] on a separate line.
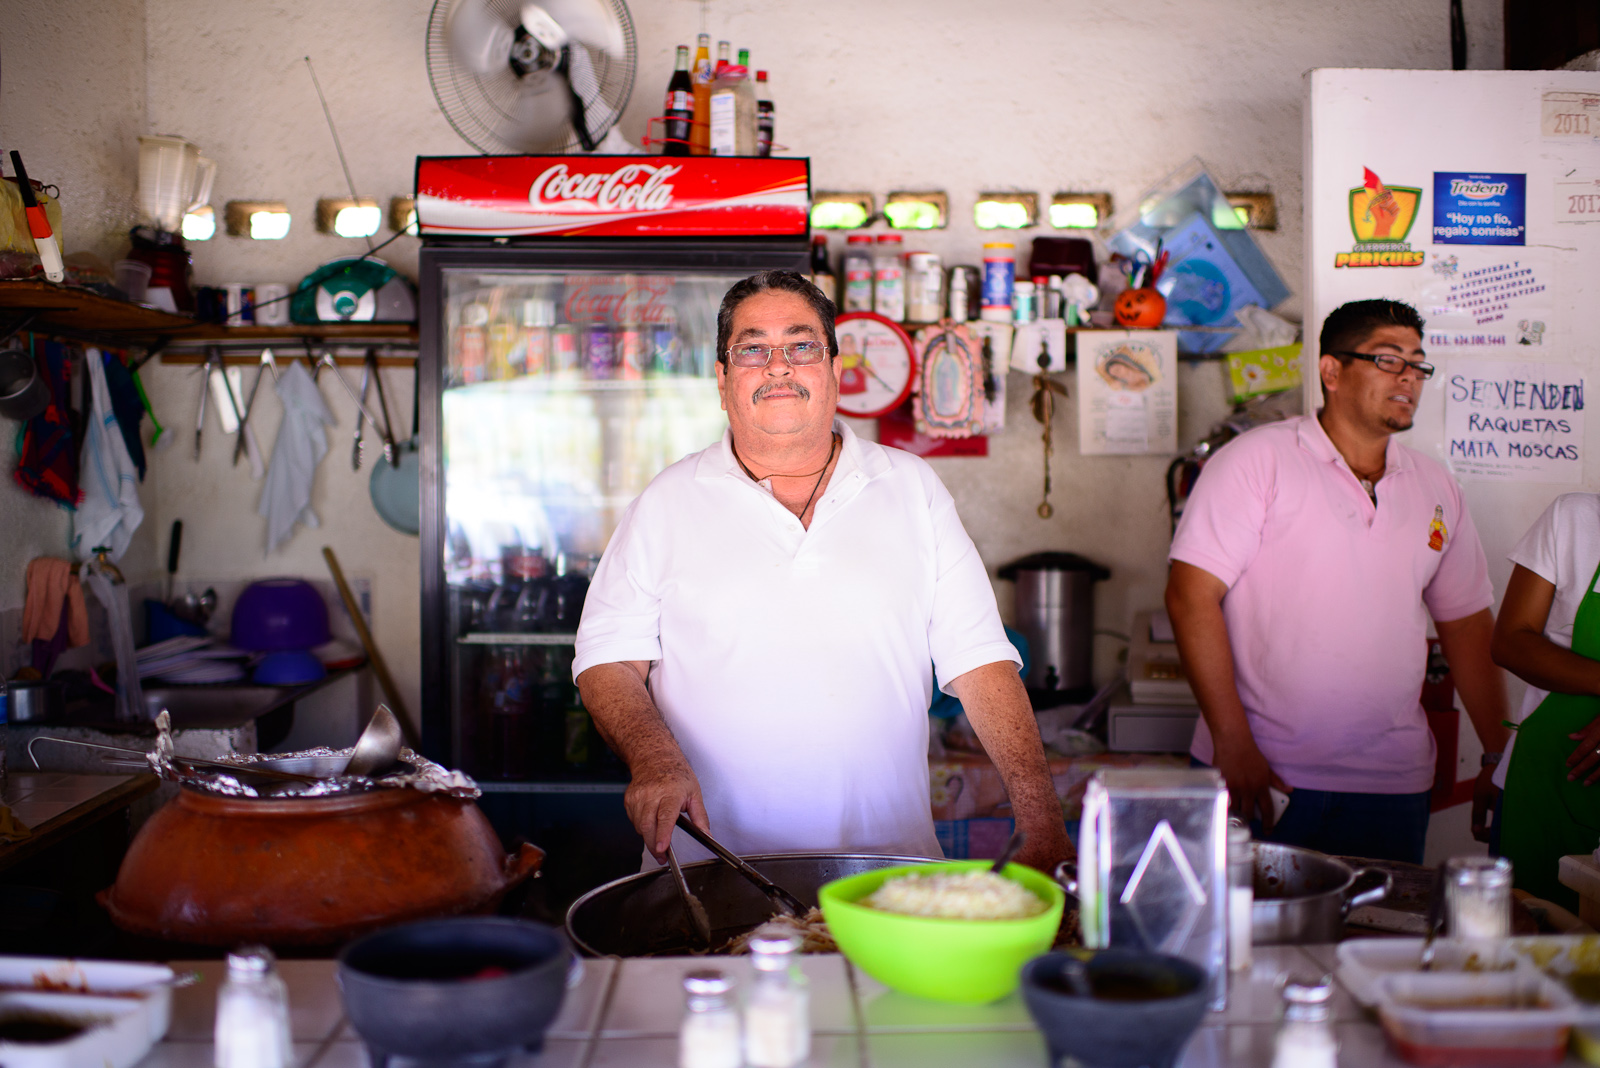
[137, 945, 1595, 1068]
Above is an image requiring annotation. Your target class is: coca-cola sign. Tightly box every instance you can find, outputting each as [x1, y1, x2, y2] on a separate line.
[562, 277, 676, 324]
[529, 162, 680, 212]
[415, 155, 809, 238]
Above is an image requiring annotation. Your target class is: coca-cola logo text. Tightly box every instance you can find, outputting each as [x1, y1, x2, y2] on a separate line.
[529, 163, 681, 212]
[563, 279, 676, 325]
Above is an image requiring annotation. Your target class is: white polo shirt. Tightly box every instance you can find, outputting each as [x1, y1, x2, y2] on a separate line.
[574, 420, 1019, 861]
[1170, 414, 1493, 795]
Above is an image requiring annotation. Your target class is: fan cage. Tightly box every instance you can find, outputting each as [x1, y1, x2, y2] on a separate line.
[426, 0, 637, 155]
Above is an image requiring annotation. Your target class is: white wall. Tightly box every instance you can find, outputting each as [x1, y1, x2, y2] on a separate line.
[6, 0, 1504, 718]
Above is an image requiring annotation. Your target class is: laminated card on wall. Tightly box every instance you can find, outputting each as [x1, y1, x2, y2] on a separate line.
[1077, 330, 1178, 456]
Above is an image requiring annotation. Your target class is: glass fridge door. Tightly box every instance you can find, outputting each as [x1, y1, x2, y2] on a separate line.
[440, 269, 735, 781]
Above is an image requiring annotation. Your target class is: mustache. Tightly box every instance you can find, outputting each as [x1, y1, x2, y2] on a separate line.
[751, 381, 811, 403]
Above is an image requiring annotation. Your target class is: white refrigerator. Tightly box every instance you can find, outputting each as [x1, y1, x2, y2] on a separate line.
[1305, 67, 1600, 782]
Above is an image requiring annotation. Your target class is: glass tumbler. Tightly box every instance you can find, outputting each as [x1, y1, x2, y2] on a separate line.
[1445, 855, 1512, 939]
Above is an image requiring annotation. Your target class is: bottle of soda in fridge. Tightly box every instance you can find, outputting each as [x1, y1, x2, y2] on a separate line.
[809, 235, 837, 304]
[690, 34, 713, 156]
[662, 45, 693, 156]
[755, 71, 774, 157]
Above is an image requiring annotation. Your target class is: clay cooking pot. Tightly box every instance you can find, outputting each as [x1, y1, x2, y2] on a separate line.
[100, 785, 542, 946]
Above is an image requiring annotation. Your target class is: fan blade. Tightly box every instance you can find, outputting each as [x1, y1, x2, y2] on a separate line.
[528, 0, 624, 58]
[487, 70, 575, 151]
[446, 0, 520, 76]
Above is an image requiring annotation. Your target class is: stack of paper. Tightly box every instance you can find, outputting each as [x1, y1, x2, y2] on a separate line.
[135, 636, 249, 684]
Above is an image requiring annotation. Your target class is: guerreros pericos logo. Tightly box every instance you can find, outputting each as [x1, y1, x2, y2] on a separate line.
[1336, 167, 1425, 268]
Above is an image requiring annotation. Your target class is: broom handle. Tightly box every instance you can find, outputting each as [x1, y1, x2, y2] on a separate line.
[322, 546, 422, 751]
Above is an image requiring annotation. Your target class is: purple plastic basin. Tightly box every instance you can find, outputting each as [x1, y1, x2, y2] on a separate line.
[231, 579, 330, 651]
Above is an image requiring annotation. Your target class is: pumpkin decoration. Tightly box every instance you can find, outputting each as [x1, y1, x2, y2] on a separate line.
[1114, 287, 1167, 328]
[1112, 242, 1171, 328]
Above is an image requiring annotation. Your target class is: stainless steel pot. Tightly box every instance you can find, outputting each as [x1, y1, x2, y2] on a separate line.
[565, 852, 934, 957]
[998, 552, 1109, 699]
[1251, 842, 1391, 945]
[5, 679, 64, 723]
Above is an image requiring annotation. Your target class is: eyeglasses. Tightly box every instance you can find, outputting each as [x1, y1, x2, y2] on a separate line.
[1332, 350, 1435, 380]
[725, 341, 831, 368]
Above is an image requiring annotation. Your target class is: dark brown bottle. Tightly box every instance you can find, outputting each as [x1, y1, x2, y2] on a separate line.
[663, 45, 693, 156]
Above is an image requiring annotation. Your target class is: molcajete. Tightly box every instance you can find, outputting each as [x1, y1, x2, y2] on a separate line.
[100, 785, 542, 946]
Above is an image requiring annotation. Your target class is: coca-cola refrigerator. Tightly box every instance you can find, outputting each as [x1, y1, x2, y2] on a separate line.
[414, 156, 809, 867]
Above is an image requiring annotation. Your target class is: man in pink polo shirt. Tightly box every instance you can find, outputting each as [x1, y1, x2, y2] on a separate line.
[1165, 300, 1509, 863]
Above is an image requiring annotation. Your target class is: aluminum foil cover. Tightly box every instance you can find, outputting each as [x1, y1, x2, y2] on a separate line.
[148, 746, 481, 800]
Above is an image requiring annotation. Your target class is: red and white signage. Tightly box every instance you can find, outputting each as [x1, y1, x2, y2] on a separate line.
[415, 155, 810, 238]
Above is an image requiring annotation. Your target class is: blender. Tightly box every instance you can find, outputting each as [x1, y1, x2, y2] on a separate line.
[127, 136, 216, 313]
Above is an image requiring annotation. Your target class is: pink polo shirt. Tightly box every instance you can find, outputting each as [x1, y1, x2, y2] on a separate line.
[1170, 414, 1492, 794]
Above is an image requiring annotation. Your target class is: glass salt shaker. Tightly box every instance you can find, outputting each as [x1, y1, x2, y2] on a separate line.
[1227, 818, 1254, 974]
[744, 924, 810, 1068]
[1445, 855, 1512, 940]
[214, 945, 293, 1068]
[1270, 974, 1337, 1068]
[679, 969, 741, 1068]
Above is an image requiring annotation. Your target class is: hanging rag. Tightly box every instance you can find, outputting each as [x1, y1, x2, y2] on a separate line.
[100, 349, 147, 479]
[71, 346, 144, 563]
[13, 338, 81, 507]
[82, 558, 145, 722]
[259, 359, 336, 554]
[22, 557, 89, 645]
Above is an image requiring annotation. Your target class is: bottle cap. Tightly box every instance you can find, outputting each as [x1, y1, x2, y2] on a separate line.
[683, 968, 733, 996]
[847, 234, 872, 244]
[721, 65, 749, 80]
[756, 70, 768, 81]
[1280, 974, 1334, 1020]
[227, 945, 275, 977]
[876, 234, 902, 244]
[748, 923, 802, 967]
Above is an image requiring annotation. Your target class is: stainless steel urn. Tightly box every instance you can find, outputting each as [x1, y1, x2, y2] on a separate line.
[999, 551, 1109, 701]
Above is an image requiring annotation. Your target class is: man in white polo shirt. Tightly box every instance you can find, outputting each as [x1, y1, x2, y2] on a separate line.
[574, 270, 1073, 872]
[1165, 299, 1509, 863]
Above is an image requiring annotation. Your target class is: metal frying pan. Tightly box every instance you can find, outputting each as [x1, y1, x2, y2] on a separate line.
[369, 356, 419, 535]
[565, 852, 935, 957]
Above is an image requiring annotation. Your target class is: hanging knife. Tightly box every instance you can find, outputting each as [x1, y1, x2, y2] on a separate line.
[233, 347, 272, 467]
[352, 353, 372, 470]
[194, 350, 213, 461]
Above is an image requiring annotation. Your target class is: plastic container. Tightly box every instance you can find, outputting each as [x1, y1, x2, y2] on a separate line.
[1337, 937, 1528, 1008]
[231, 579, 331, 652]
[817, 860, 1064, 1004]
[1374, 971, 1576, 1066]
[980, 242, 1015, 322]
[841, 235, 874, 313]
[872, 235, 905, 322]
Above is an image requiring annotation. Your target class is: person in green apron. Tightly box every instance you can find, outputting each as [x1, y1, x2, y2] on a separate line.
[1492, 493, 1600, 912]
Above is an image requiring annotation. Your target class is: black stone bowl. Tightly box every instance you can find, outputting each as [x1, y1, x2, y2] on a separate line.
[338, 917, 571, 1068]
[1020, 949, 1210, 1068]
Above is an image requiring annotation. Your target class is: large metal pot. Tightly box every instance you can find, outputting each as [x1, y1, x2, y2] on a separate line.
[100, 785, 543, 946]
[1251, 842, 1391, 945]
[566, 853, 934, 957]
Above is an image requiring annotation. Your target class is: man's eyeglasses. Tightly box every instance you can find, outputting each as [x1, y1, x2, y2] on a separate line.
[726, 341, 831, 368]
[1332, 350, 1435, 380]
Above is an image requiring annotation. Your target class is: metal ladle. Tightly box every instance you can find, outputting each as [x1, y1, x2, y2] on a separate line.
[344, 704, 405, 777]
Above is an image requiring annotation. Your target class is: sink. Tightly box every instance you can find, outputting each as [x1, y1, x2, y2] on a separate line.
[141, 686, 289, 730]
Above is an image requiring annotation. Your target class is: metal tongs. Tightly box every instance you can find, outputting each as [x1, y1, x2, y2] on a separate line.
[675, 813, 808, 918]
[26, 736, 322, 784]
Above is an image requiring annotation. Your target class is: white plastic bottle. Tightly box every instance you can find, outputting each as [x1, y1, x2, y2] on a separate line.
[214, 946, 292, 1068]
[841, 235, 874, 313]
[872, 234, 905, 322]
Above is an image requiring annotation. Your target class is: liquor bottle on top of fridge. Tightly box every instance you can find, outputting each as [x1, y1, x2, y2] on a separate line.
[709, 60, 756, 156]
[841, 235, 874, 312]
[755, 71, 774, 157]
[873, 234, 905, 322]
[809, 235, 836, 304]
[715, 40, 730, 77]
[663, 45, 693, 156]
[690, 34, 713, 156]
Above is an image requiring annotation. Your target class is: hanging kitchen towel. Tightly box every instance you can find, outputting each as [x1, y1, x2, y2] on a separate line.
[259, 359, 335, 554]
[83, 559, 145, 723]
[13, 338, 80, 507]
[71, 346, 144, 563]
[22, 557, 89, 646]
[100, 348, 147, 479]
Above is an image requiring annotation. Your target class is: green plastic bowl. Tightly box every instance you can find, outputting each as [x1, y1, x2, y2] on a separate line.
[818, 860, 1065, 1004]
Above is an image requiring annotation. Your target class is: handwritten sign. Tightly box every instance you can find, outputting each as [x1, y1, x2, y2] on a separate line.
[1444, 358, 1584, 483]
[1556, 175, 1600, 223]
[1542, 91, 1600, 142]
